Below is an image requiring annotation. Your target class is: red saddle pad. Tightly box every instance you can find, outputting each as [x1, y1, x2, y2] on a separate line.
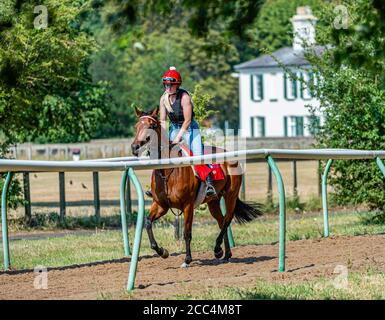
[179, 144, 225, 181]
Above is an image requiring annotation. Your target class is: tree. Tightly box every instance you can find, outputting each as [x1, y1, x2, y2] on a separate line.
[306, 0, 385, 211]
[101, 0, 264, 39]
[327, 0, 385, 80]
[88, 1, 241, 135]
[0, 0, 110, 146]
[246, 0, 324, 58]
[0, 0, 111, 210]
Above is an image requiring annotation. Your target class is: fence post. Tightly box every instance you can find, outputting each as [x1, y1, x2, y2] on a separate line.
[318, 160, 322, 197]
[322, 159, 333, 238]
[93, 172, 101, 225]
[293, 160, 298, 197]
[120, 169, 131, 257]
[125, 176, 132, 225]
[23, 172, 32, 224]
[1, 172, 13, 271]
[220, 197, 235, 248]
[267, 164, 273, 203]
[127, 168, 145, 291]
[266, 155, 286, 272]
[59, 172, 66, 223]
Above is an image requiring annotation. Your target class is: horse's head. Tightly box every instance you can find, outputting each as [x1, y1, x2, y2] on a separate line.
[131, 107, 160, 157]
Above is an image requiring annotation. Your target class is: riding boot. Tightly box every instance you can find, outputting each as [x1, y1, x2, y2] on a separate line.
[205, 172, 218, 200]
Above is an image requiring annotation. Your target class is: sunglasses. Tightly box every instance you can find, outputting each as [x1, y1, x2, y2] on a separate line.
[162, 77, 177, 82]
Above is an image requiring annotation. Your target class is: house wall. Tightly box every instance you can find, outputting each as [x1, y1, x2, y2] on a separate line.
[238, 67, 320, 138]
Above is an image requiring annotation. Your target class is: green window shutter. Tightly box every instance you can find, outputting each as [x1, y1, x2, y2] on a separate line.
[284, 73, 296, 101]
[250, 117, 254, 137]
[258, 75, 264, 101]
[250, 75, 254, 102]
[296, 116, 304, 136]
[300, 72, 313, 100]
[284, 116, 288, 137]
[292, 78, 297, 99]
[250, 74, 263, 102]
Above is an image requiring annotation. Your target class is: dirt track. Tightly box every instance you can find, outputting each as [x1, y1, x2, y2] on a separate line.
[1, 234, 385, 300]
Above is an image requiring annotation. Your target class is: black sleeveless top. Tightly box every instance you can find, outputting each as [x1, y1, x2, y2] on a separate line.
[166, 88, 195, 125]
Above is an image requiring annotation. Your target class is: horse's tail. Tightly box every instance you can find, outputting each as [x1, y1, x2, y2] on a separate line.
[233, 198, 263, 224]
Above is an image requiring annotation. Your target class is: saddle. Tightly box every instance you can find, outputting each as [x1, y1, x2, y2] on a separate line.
[177, 144, 225, 208]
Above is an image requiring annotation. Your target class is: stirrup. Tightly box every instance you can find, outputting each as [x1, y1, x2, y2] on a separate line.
[145, 190, 153, 198]
[205, 184, 218, 200]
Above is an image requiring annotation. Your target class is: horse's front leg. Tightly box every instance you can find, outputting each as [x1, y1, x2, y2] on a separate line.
[181, 204, 194, 268]
[146, 202, 169, 258]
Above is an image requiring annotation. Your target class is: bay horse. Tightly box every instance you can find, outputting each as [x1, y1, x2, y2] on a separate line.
[131, 107, 263, 267]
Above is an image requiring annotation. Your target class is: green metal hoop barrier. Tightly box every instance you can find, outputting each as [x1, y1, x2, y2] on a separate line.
[1, 172, 13, 271]
[320, 156, 385, 239]
[2, 150, 385, 292]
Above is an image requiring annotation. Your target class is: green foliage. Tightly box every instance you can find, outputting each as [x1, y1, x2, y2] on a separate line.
[286, 194, 305, 213]
[360, 211, 385, 225]
[103, 0, 263, 39]
[0, 173, 23, 210]
[0, 0, 110, 145]
[306, 0, 385, 212]
[246, 0, 324, 56]
[190, 84, 216, 125]
[89, 17, 240, 134]
[305, 195, 322, 212]
[0, 0, 15, 26]
[326, 0, 385, 78]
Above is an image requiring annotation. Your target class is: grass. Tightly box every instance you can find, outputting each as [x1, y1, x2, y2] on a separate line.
[2, 209, 385, 271]
[176, 271, 385, 300]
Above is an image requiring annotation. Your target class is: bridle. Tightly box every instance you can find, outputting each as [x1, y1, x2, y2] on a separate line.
[139, 115, 159, 129]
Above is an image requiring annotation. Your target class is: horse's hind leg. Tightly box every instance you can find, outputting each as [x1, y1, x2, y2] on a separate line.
[181, 204, 194, 268]
[208, 200, 232, 260]
[146, 202, 169, 258]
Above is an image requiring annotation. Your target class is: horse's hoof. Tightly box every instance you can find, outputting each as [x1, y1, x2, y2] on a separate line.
[214, 249, 224, 259]
[161, 248, 169, 259]
[181, 262, 189, 268]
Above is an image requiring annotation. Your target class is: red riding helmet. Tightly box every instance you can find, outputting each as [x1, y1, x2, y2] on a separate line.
[162, 66, 182, 85]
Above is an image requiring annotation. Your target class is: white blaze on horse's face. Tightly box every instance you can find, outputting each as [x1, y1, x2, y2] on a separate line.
[137, 124, 150, 142]
[133, 119, 159, 158]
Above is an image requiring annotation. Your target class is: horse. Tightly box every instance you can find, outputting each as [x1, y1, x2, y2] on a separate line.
[131, 107, 263, 267]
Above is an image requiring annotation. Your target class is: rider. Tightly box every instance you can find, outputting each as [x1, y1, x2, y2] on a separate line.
[158, 66, 217, 199]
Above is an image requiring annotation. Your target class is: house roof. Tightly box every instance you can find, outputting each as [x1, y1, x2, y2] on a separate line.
[234, 45, 326, 71]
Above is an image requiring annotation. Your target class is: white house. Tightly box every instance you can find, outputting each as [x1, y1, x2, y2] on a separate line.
[234, 6, 324, 138]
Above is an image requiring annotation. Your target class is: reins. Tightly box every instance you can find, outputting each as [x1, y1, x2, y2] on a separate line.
[156, 168, 182, 217]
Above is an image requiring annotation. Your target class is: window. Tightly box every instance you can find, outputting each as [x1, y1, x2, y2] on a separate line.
[300, 72, 314, 100]
[250, 116, 265, 137]
[284, 73, 297, 100]
[284, 116, 304, 137]
[250, 74, 264, 102]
